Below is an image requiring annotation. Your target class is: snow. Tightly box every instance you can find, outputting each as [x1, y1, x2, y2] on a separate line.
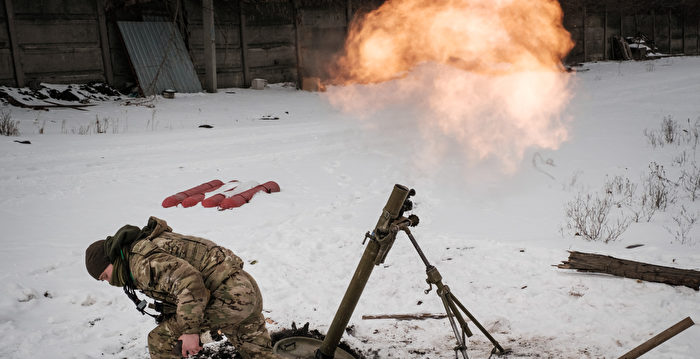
[1, 56, 699, 359]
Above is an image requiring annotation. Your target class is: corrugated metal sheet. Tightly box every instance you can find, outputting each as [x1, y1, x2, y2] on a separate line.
[117, 21, 202, 96]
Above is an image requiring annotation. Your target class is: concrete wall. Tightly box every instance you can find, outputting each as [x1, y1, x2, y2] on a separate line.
[0, 0, 15, 85]
[0, 0, 108, 86]
[0, 0, 698, 89]
[564, 4, 700, 63]
[184, 0, 297, 88]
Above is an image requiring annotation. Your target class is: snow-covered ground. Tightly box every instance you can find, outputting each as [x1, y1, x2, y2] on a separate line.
[1, 57, 699, 359]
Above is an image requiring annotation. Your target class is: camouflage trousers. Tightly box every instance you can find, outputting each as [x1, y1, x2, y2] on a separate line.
[147, 270, 282, 359]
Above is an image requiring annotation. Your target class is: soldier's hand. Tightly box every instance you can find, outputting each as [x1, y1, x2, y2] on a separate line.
[178, 333, 202, 357]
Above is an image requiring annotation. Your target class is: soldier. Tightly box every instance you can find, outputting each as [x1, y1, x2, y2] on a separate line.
[85, 216, 281, 359]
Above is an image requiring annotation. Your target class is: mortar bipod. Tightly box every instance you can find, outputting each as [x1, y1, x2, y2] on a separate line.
[399, 224, 510, 359]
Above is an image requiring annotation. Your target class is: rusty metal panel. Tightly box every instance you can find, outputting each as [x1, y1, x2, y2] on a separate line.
[117, 21, 202, 96]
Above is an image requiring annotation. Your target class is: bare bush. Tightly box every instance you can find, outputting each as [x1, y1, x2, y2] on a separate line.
[643, 128, 662, 148]
[604, 175, 636, 207]
[639, 163, 675, 222]
[76, 123, 91, 135]
[95, 116, 107, 134]
[665, 205, 698, 245]
[565, 190, 631, 243]
[679, 163, 700, 201]
[645, 116, 700, 150]
[661, 116, 677, 144]
[72, 116, 118, 135]
[0, 110, 20, 136]
[673, 150, 689, 167]
[678, 117, 700, 150]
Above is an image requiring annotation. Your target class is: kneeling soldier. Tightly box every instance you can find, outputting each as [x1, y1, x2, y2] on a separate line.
[85, 216, 281, 359]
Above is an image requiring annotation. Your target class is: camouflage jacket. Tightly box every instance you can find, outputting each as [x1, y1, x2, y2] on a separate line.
[127, 217, 244, 334]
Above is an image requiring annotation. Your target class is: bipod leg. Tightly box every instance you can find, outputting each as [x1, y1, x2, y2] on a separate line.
[439, 289, 469, 359]
[449, 293, 508, 355]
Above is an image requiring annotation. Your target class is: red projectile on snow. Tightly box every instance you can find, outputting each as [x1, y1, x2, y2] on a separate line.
[162, 180, 224, 208]
[181, 193, 206, 208]
[219, 181, 280, 210]
[202, 193, 228, 208]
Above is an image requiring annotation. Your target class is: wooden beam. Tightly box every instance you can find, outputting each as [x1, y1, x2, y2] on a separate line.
[557, 251, 700, 290]
[202, 0, 217, 92]
[238, 0, 250, 87]
[4, 0, 24, 87]
[618, 317, 695, 359]
[362, 313, 448, 321]
[96, 0, 113, 85]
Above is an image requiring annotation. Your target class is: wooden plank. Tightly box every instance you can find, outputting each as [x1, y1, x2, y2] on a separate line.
[5, 0, 23, 87]
[362, 313, 448, 321]
[96, 0, 112, 84]
[557, 251, 700, 290]
[239, 0, 250, 87]
[618, 317, 695, 359]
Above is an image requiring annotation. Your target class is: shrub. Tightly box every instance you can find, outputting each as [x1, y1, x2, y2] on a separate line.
[565, 189, 631, 243]
[0, 110, 20, 136]
[632, 163, 676, 223]
[665, 205, 697, 245]
[679, 163, 700, 202]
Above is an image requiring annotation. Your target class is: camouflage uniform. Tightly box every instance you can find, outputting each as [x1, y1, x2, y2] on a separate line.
[127, 217, 280, 359]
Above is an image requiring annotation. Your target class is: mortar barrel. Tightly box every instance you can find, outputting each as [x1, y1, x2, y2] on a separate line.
[318, 184, 410, 358]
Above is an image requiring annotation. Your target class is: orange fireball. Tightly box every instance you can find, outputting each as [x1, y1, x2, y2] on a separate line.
[326, 0, 575, 171]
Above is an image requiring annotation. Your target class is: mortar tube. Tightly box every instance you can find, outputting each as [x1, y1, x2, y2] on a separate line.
[317, 238, 380, 358]
[318, 184, 409, 358]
